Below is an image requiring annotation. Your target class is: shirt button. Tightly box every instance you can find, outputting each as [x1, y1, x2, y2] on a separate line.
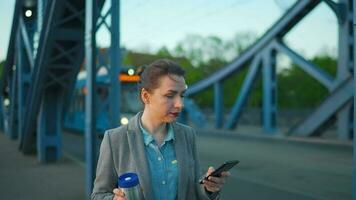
[162, 181, 166, 185]
[158, 157, 162, 161]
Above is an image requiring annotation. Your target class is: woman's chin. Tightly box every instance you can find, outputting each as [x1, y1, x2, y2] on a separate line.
[164, 116, 178, 123]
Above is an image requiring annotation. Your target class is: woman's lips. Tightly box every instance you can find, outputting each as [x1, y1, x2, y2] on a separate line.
[169, 112, 179, 117]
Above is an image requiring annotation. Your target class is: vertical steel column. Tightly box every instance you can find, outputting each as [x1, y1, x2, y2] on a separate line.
[85, 0, 98, 196]
[352, 0, 356, 198]
[7, 32, 20, 140]
[0, 95, 3, 131]
[17, 32, 25, 142]
[262, 48, 277, 134]
[34, 0, 46, 57]
[37, 91, 63, 162]
[18, 11, 35, 145]
[8, 72, 18, 139]
[17, 25, 31, 144]
[224, 56, 261, 130]
[32, 0, 63, 162]
[109, 0, 121, 129]
[214, 82, 223, 128]
[337, 0, 354, 140]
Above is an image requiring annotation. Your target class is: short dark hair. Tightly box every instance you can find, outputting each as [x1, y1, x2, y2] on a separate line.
[137, 59, 185, 92]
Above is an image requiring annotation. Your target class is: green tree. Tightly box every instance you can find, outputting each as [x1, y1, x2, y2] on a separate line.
[170, 32, 258, 108]
[0, 60, 4, 78]
[156, 46, 172, 57]
[277, 55, 337, 108]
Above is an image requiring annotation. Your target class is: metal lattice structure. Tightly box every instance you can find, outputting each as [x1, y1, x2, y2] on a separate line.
[184, 0, 354, 139]
[2, 0, 88, 161]
[1, 0, 355, 197]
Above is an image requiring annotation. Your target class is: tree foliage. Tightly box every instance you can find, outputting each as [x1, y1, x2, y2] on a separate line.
[0, 60, 4, 78]
[123, 32, 337, 110]
[278, 55, 337, 108]
[168, 33, 337, 109]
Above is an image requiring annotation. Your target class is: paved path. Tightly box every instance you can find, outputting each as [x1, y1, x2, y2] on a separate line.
[0, 129, 352, 200]
[0, 133, 85, 200]
[197, 130, 352, 200]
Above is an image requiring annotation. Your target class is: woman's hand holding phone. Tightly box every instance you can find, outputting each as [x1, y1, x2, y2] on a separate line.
[202, 167, 231, 193]
[200, 160, 239, 192]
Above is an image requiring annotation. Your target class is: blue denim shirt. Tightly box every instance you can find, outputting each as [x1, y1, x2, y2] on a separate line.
[139, 122, 178, 200]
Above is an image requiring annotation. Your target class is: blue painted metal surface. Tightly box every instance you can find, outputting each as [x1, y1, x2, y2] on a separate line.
[12, 0, 87, 161]
[184, 1, 323, 134]
[182, 0, 354, 138]
[17, 18, 32, 144]
[83, 0, 125, 196]
[186, 1, 321, 96]
[224, 55, 261, 130]
[109, 0, 121, 129]
[8, 62, 18, 140]
[262, 49, 277, 134]
[353, 1, 356, 198]
[336, 0, 354, 140]
[289, 77, 354, 136]
[37, 92, 63, 162]
[0, 0, 21, 91]
[2, 1, 23, 140]
[214, 82, 223, 128]
[324, 0, 347, 24]
[273, 41, 334, 90]
[182, 98, 207, 127]
[1, 2, 355, 196]
[85, 0, 98, 196]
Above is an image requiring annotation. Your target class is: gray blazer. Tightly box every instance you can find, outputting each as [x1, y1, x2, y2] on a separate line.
[91, 113, 219, 200]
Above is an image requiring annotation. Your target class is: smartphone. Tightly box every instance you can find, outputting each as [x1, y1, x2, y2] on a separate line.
[199, 160, 239, 184]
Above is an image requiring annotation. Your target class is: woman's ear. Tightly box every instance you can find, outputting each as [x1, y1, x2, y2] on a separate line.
[141, 88, 150, 104]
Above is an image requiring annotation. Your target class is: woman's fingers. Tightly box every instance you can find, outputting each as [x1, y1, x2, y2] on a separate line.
[221, 171, 231, 177]
[113, 188, 126, 200]
[203, 180, 221, 192]
[203, 166, 232, 193]
[208, 176, 225, 184]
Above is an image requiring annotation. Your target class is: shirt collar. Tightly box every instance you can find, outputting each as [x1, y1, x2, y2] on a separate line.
[139, 119, 175, 146]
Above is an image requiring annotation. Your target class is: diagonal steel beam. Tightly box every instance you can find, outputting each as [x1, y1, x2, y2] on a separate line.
[186, 0, 322, 95]
[289, 77, 353, 136]
[19, 17, 34, 68]
[224, 55, 262, 129]
[96, 7, 111, 30]
[273, 40, 334, 90]
[45, 71, 71, 89]
[1, 0, 23, 91]
[58, 9, 85, 26]
[50, 42, 80, 64]
[323, 0, 347, 24]
[63, 0, 84, 23]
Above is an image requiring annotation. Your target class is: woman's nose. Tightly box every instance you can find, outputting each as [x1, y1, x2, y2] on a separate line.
[175, 97, 184, 109]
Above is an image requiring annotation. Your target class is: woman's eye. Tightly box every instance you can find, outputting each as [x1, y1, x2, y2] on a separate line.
[165, 94, 174, 98]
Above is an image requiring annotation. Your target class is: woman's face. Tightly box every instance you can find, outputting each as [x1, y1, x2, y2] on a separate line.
[142, 74, 187, 123]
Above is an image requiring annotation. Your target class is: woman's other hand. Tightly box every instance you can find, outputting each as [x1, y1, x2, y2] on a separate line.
[202, 166, 231, 193]
[113, 188, 126, 200]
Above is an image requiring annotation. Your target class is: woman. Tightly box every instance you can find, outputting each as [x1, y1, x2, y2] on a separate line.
[91, 59, 230, 200]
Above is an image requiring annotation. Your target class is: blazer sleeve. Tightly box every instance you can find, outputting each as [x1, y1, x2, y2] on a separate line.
[91, 132, 118, 200]
[191, 129, 220, 200]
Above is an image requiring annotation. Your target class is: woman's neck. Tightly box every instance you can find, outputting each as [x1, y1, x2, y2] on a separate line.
[141, 110, 167, 137]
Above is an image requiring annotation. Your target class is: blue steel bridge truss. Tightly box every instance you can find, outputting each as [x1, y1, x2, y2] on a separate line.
[1, 0, 355, 197]
[183, 0, 354, 140]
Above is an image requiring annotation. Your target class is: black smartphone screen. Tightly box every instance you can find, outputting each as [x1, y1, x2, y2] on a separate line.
[199, 160, 239, 184]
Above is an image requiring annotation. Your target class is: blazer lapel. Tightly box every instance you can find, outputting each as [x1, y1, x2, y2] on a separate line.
[173, 123, 189, 200]
[127, 113, 154, 200]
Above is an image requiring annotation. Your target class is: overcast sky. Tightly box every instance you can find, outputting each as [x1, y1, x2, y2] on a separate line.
[0, 0, 337, 61]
